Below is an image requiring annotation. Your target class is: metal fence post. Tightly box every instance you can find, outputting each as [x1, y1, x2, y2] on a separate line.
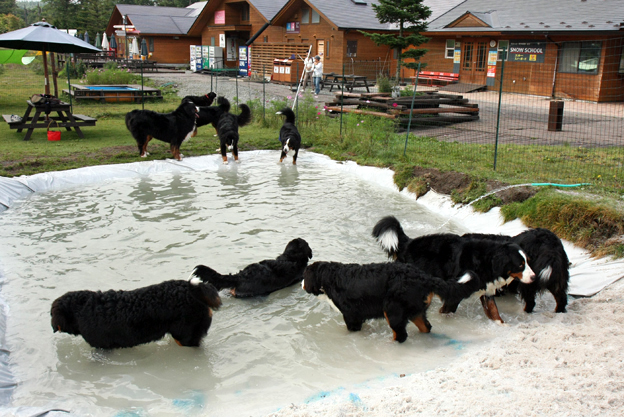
[140, 61, 144, 110]
[340, 62, 345, 138]
[263, 64, 266, 123]
[494, 47, 506, 171]
[404, 62, 421, 156]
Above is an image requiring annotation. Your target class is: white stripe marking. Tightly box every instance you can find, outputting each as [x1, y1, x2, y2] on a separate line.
[378, 230, 399, 253]
[540, 265, 553, 282]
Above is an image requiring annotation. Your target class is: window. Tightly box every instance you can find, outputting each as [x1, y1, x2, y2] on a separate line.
[497, 40, 509, 61]
[301, 7, 310, 24]
[347, 40, 357, 57]
[241, 3, 249, 22]
[210, 37, 215, 46]
[445, 39, 455, 59]
[558, 41, 602, 74]
[619, 48, 624, 74]
[148, 37, 154, 53]
[311, 9, 320, 24]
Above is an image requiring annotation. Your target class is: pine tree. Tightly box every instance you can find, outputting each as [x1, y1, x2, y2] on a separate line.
[360, 0, 431, 83]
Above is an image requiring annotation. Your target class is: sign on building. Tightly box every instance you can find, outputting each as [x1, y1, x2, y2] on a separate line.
[508, 41, 546, 63]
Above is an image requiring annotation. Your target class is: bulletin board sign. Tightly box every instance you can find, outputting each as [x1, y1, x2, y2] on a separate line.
[286, 22, 300, 34]
[509, 41, 546, 63]
[215, 10, 225, 25]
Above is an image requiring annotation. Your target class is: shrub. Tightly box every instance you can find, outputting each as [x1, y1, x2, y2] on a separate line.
[376, 73, 392, 93]
[85, 68, 140, 85]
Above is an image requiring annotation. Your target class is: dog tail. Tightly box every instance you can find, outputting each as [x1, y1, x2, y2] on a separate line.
[276, 107, 296, 124]
[217, 96, 231, 113]
[125, 110, 138, 130]
[371, 216, 411, 259]
[237, 104, 252, 127]
[189, 264, 238, 291]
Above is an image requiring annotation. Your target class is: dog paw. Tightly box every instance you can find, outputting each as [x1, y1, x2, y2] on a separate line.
[223, 160, 229, 165]
[235, 160, 241, 164]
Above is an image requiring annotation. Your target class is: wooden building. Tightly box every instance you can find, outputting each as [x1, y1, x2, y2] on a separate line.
[412, 0, 624, 102]
[105, 2, 206, 64]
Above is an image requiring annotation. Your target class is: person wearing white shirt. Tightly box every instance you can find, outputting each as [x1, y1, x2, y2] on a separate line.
[312, 55, 323, 95]
[301, 57, 314, 91]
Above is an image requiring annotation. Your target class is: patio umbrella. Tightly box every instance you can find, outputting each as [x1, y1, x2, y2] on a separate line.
[0, 21, 100, 95]
[140, 38, 148, 58]
[110, 34, 117, 52]
[131, 37, 139, 58]
[95, 32, 101, 49]
[84, 31, 90, 45]
[101, 34, 109, 51]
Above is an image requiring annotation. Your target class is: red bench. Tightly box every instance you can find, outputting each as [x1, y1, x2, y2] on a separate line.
[412, 71, 459, 86]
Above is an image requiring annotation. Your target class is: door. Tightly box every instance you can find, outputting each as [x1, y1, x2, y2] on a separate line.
[460, 39, 488, 84]
[316, 40, 325, 60]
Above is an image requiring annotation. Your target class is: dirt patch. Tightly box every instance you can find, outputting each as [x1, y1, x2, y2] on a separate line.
[410, 167, 537, 205]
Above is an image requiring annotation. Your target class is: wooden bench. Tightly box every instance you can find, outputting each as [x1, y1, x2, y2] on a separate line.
[412, 71, 459, 87]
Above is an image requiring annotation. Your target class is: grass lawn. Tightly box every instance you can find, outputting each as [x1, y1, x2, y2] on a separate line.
[0, 64, 622, 258]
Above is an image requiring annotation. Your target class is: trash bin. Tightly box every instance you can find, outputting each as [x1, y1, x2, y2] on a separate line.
[548, 100, 564, 131]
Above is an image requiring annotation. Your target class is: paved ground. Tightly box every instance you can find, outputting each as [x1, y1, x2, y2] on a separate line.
[146, 71, 624, 148]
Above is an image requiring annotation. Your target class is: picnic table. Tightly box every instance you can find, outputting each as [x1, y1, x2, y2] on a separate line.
[3, 100, 97, 141]
[322, 73, 371, 93]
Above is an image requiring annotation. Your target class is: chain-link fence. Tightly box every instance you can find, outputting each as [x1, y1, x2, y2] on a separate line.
[327, 42, 624, 191]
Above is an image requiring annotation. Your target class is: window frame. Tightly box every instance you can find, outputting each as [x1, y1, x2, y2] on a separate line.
[558, 41, 602, 75]
[497, 40, 509, 61]
[347, 40, 357, 58]
[301, 7, 310, 24]
[445, 39, 455, 59]
[311, 9, 320, 24]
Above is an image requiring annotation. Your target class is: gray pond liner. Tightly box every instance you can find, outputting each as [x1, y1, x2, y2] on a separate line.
[0, 150, 620, 416]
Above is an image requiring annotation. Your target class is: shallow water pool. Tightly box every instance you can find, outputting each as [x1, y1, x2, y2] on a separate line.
[0, 151, 522, 416]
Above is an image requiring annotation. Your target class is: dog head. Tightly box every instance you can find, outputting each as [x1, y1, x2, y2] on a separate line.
[281, 238, 313, 264]
[491, 243, 535, 284]
[179, 101, 199, 119]
[302, 261, 326, 295]
[205, 92, 217, 104]
[50, 295, 81, 335]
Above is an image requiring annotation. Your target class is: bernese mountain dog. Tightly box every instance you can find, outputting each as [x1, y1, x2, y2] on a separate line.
[302, 261, 479, 343]
[190, 238, 313, 297]
[50, 277, 221, 349]
[372, 216, 535, 323]
[215, 97, 252, 164]
[276, 107, 302, 165]
[463, 228, 570, 313]
[125, 101, 198, 161]
[182, 92, 216, 107]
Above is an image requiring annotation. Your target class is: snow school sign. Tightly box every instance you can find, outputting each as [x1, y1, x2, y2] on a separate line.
[509, 41, 546, 63]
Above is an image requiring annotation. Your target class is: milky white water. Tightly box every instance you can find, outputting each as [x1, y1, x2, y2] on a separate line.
[0, 151, 550, 416]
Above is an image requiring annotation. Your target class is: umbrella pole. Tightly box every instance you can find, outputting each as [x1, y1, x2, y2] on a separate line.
[43, 46, 50, 96]
[50, 52, 58, 97]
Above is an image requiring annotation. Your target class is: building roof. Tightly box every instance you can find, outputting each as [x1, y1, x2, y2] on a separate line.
[428, 0, 624, 33]
[249, 0, 288, 21]
[276, 0, 463, 31]
[116, 2, 207, 35]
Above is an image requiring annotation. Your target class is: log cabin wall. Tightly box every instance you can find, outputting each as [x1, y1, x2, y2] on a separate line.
[152, 36, 201, 64]
[407, 34, 624, 102]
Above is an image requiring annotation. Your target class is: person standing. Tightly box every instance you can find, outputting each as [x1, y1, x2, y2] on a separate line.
[301, 57, 314, 91]
[312, 55, 323, 95]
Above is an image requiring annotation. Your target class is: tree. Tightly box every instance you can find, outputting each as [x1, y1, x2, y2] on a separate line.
[360, 0, 431, 82]
[0, 0, 17, 15]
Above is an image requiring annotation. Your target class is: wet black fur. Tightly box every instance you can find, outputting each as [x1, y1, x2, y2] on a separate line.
[372, 215, 533, 314]
[215, 97, 252, 163]
[191, 238, 313, 297]
[51, 279, 221, 349]
[464, 228, 570, 313]
[302, 261, 478, 343]
[125, 101, 198, 160]
[182, 92, 216, 107]
[276, 107, 302, 164]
